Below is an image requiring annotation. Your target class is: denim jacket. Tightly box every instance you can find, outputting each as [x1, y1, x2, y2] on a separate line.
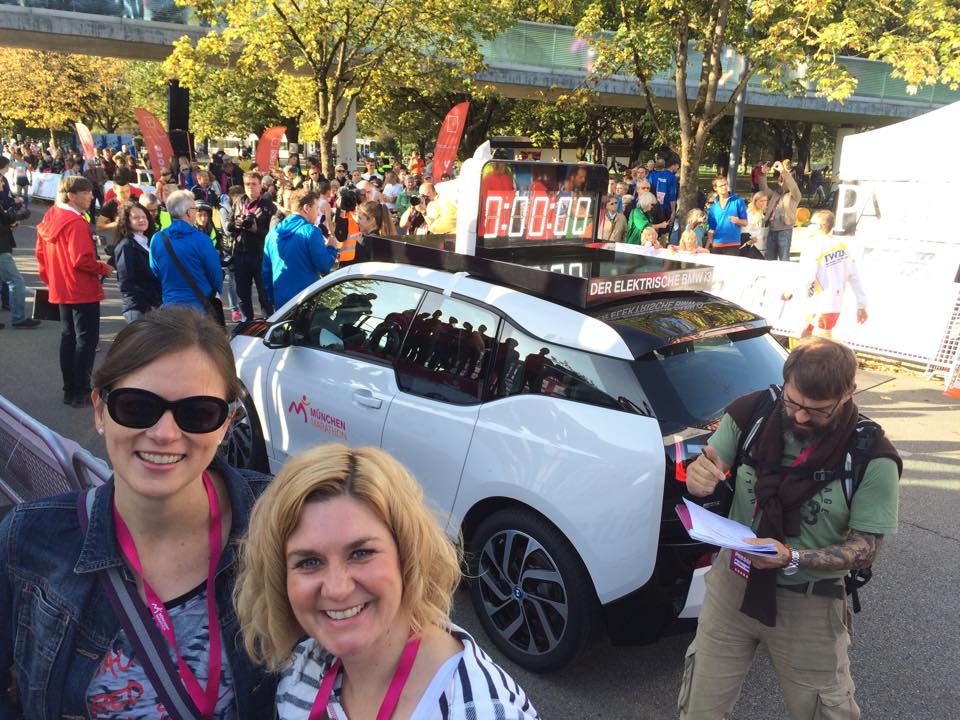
[0, 458, 278, 719]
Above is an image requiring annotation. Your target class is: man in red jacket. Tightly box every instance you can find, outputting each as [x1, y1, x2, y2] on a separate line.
[36, 177, 114, 407]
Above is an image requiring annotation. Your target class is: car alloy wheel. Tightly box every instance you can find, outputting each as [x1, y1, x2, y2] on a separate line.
[469, 509, 598, 672]
[477, 528, 569, 656]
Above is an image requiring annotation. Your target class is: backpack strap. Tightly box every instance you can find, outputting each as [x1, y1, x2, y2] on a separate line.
[729, 384, 782, 488]
[841, 417, 882, 507]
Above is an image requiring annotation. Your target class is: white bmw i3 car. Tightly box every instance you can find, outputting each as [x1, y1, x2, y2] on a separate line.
[224, 229, 788, 672]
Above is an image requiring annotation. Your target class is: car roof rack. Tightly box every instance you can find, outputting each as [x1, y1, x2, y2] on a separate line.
[362, 234, 715, 310]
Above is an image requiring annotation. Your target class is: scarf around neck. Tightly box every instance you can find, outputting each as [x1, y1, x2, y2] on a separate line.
[726, 390, 858, 627]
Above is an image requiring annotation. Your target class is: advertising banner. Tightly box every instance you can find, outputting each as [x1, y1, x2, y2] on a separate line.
[256, 126, 287, 173]
[134, 109, 175, 182]
[433, 102, 469, 178]
[75, 123, 97, 161]
[612, 243, 960, 368]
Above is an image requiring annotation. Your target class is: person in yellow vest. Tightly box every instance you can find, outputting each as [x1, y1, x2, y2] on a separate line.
[138, 192, 172, 231]
[194, 202, 223, 253]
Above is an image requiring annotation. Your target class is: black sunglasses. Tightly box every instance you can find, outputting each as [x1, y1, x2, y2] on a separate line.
[101, 387, 231, 434]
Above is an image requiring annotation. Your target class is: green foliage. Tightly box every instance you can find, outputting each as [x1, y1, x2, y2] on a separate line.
[576, 0, 959, 220]
[172, 0, 514, 174]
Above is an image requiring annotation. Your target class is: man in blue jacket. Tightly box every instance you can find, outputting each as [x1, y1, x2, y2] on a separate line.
[149, 190, 223, 311]
[262, 189, 338, 309]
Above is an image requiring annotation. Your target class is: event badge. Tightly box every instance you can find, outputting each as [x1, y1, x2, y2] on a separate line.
[729, 550, 751, 580]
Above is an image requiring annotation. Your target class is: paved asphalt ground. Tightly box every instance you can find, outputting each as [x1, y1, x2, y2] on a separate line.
[1, 205, 958, 718]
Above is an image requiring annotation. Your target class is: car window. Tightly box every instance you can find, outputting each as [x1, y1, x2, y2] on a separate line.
[395, 293, 500, 404]
[299, 279, 424, 362]
[487, 322, 629, 411]
[631, 330, 785, 435]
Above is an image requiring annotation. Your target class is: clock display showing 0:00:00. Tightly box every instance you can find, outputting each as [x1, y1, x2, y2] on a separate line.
[482, 193, 594, 239]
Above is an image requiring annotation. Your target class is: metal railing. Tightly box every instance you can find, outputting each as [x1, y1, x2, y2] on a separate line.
[0, 394, 109, 506]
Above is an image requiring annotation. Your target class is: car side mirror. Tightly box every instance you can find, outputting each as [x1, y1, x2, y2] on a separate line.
[263, 321, 293, 349]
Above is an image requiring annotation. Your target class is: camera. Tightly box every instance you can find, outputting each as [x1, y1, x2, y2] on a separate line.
[338, 187, 361, 212]
[2, 203, 30, 226]
[409, 196, 421, 207]
[241, 214, 256, 230]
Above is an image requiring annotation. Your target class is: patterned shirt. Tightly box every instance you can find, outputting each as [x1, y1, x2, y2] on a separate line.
[86, 584, 236, 719]
[276, 624, 539, 719]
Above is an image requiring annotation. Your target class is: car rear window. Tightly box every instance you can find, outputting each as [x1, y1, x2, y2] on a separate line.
[631, 330, 786, 435]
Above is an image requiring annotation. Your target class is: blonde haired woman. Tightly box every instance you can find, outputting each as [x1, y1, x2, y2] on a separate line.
[235, 445, 539, 719]
[745, 191, 769, 254]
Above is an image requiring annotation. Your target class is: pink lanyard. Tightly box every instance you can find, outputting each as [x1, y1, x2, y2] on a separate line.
[309, 636, 421, 720]
[113, 472, 224, 719]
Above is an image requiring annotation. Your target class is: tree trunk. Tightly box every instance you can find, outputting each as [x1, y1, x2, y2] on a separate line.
[676, 134, 705, 230]
[320, 131, 336, 179]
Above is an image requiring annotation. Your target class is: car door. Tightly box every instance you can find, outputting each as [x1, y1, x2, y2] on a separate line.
[381, 292, 501, 528]
[265, 278, 426, 467]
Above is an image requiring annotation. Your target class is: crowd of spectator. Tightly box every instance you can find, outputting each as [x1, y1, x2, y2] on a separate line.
[600, 157, 805, 260]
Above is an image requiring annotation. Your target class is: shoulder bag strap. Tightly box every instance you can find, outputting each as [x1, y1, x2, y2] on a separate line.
[76, 489, 201, 720]
[161, 232, 210, 307]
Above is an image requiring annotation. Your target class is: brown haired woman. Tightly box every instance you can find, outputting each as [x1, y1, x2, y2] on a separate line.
[113, 201, 161, 323]
[0, 307, 277, 718]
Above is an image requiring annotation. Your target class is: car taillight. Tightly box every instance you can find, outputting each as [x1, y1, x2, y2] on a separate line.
[674, 437, 687, 483]
[693, 551, 716, 569]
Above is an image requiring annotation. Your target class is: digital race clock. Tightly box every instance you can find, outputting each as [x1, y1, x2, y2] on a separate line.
[477, 160, 608, 250]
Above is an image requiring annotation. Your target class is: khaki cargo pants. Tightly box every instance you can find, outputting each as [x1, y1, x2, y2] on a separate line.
[678, 550, 859, 720]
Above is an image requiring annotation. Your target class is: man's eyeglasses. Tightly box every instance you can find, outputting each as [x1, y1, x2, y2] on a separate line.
[782, 390, 842, 420]
[101, 387, 232, 434]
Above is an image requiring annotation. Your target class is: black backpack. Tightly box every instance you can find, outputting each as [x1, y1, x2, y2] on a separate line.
[729, 384, 883, 613]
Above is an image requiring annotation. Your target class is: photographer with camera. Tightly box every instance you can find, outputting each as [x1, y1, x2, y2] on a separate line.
[227, 171, 277, 321]
[759, 159, 803, 262]
[0, 156, 38, 329]
[398, 181, 437, 236]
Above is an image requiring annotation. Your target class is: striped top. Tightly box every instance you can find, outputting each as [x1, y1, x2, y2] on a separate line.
[276, 624, 540, 719]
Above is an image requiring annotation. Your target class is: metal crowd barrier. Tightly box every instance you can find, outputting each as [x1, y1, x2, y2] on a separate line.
[0, 394, 110, 506]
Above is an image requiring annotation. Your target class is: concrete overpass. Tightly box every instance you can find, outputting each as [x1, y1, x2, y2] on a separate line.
[0, 4, 955, 127]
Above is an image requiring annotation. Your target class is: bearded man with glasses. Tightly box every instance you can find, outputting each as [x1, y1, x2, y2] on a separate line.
[680, 337, 902, 720]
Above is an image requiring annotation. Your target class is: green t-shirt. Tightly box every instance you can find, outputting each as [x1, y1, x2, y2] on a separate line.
[708, 413, 900, 585]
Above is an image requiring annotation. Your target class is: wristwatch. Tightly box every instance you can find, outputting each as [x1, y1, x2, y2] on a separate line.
[782, 549, 800, 576]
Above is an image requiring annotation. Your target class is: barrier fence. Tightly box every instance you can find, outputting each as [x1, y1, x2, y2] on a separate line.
[0, 395, 108, 506]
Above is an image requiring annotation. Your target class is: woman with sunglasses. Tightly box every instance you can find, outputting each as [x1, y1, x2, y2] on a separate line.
[0, 307, 277, 719]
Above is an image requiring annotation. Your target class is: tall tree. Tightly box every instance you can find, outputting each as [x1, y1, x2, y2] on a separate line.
[577, 0, 960, 221]
[0, 50, 108, 139]
[358, 79, 511, 160]
[164, 45, 288, 140]
[176, 0, 513, 175]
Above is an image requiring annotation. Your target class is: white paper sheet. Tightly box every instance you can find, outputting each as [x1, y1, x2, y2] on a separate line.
[677, 498, 779, 556]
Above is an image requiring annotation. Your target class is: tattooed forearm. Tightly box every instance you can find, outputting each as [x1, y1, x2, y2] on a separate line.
[798, 530, 884, 572]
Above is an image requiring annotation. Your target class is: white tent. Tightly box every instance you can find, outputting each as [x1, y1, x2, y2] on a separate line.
[838, 101, 960, 184]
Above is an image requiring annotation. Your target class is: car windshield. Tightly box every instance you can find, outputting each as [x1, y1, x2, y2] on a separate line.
[631, 330, 786, 435]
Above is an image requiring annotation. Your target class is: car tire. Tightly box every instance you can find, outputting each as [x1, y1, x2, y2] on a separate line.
[220, 388, 268, 472]
[468, 508, 600, 673]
